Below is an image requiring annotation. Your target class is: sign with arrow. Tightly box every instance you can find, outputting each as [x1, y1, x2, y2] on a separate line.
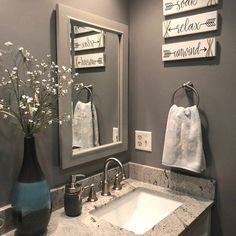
[74, 53, 105, 68]
[162, 38, 216, 61]
[73, 26, 103, 34]
[163, 0, 219, 16]
[163, 11, 217, 38]
[74, 33, 105, 51]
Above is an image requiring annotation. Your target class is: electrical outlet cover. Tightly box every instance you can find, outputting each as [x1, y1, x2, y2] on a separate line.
[135, 130, 152, 152]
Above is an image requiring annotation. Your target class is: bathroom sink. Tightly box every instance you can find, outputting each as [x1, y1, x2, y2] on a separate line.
[92, 187, 182, 235]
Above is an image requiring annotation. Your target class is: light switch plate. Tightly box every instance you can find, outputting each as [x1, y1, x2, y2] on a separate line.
[135, 130, 152, 152]
[113, 127, 119, 142]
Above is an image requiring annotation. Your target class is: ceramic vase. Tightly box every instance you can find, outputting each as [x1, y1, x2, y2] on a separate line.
[11, 137, 52, 236]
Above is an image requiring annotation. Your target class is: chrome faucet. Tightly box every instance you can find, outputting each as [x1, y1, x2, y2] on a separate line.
[101, 157, 126, 196]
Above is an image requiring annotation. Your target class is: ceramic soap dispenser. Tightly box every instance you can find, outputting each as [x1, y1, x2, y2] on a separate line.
[64, 174, 85, 217]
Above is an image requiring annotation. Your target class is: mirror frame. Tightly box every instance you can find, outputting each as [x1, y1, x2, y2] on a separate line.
[56, 4, 128, 169]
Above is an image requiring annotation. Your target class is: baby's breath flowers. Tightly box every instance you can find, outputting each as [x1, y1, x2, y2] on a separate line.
[0, 42, 76, 137]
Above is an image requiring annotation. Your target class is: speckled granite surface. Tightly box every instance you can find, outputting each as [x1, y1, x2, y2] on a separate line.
[4, 179, 214, 236]
[129, 162, 215, 201]
[1, 162, 215, 235]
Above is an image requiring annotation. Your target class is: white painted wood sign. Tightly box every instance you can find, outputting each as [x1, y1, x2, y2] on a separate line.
[163, 11, 217, 38]
[74, 53, 105, 68]
[162, 38, 216, 61]
[162, 11, 218, 38]
[74, 33, 105, 51]
[163, 0, 219, 16]
[73, 26, 103, 34]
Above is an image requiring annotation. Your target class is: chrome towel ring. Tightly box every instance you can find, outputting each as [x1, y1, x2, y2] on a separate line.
[171, 81, 200, 107]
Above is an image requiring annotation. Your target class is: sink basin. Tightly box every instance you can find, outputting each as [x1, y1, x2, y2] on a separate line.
[92, 187, 182, 235]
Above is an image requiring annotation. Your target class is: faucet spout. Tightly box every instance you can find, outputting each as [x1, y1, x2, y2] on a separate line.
[101, 157, 126, 196]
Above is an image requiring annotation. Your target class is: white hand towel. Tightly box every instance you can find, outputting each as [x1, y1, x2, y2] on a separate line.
[162, 105, 206, 173]
[72, 101, 99, 148]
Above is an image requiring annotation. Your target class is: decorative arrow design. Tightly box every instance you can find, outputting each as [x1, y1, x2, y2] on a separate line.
[163, 50, 175, 58]
[165, 2, 177, 11]
[77, 58, 103, 65]
[164, 47, 208, 58]
[163, 11, 217, 38]
[168, 17, 217, 32]
[200, 47, 207, 52]
[200, 18, 216, 27]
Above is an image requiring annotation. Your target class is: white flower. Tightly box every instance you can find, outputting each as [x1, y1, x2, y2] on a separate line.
[0, 104, 3, 109]
[18, 47, 24, 51]
[13, 67, 18, 71]
[48, 120, 53, 124]
[26, 97, 33, 103]
[4, 41, 13, 47]
[3, 114, 8, 119]
[31, 107, 38, 112]
[28, 119, 33, 123]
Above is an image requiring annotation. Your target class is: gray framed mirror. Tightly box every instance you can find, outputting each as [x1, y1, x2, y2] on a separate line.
[56, 4, 128, 169]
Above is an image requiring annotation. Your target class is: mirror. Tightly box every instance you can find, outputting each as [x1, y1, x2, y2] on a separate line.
[56, 4, 128, 169]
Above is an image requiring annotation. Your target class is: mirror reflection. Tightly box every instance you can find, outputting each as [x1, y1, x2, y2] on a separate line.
[70, 21, 120, 152]
[56, 3, 128, 169]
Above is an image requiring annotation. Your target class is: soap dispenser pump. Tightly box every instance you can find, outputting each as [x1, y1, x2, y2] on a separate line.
[64, 174, 85, 217]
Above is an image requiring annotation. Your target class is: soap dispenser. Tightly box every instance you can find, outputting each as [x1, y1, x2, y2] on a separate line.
[64, 174, 85, 217]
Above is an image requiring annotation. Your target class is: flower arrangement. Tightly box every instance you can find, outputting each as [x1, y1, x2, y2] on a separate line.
[0, 42, 75, 137]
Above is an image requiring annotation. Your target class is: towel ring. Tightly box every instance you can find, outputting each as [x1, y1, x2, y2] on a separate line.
[171, 81, 200, 107]
[77, 85, 93, 103]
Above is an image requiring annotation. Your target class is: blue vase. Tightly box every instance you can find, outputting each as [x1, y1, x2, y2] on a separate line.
[11, 137, 52, 236]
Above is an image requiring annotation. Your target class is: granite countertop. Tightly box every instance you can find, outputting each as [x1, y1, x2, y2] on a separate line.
[5, 178, 213, 236]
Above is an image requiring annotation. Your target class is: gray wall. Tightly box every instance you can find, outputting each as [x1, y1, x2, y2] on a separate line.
[129, 0, 235, 235]
[0, 0, 129, 207]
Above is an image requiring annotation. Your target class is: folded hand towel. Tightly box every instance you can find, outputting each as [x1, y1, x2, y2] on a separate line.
[72, 101, 99, 148]
[162, 105, 206, 173]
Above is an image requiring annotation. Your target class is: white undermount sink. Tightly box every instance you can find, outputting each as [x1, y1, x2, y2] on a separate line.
[92, 187, 182, 235]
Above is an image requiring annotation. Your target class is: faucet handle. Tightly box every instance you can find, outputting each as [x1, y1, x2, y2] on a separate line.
[87, 184, 98, 202]
[113, 172, 122, 190]
[84, 184, 98, 202]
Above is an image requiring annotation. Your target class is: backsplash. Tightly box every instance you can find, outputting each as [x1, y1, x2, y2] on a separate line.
[129, 162, 216, 201]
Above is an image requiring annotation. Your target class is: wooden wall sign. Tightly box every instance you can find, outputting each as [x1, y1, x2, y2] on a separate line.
[74, 53, 105, 68]
[73, 26, 102, 34]
[163, 0, 219, 16]
[162, 37, 216, 61]
[74, 33, 105, 51]
[163, 11, 217, 38]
